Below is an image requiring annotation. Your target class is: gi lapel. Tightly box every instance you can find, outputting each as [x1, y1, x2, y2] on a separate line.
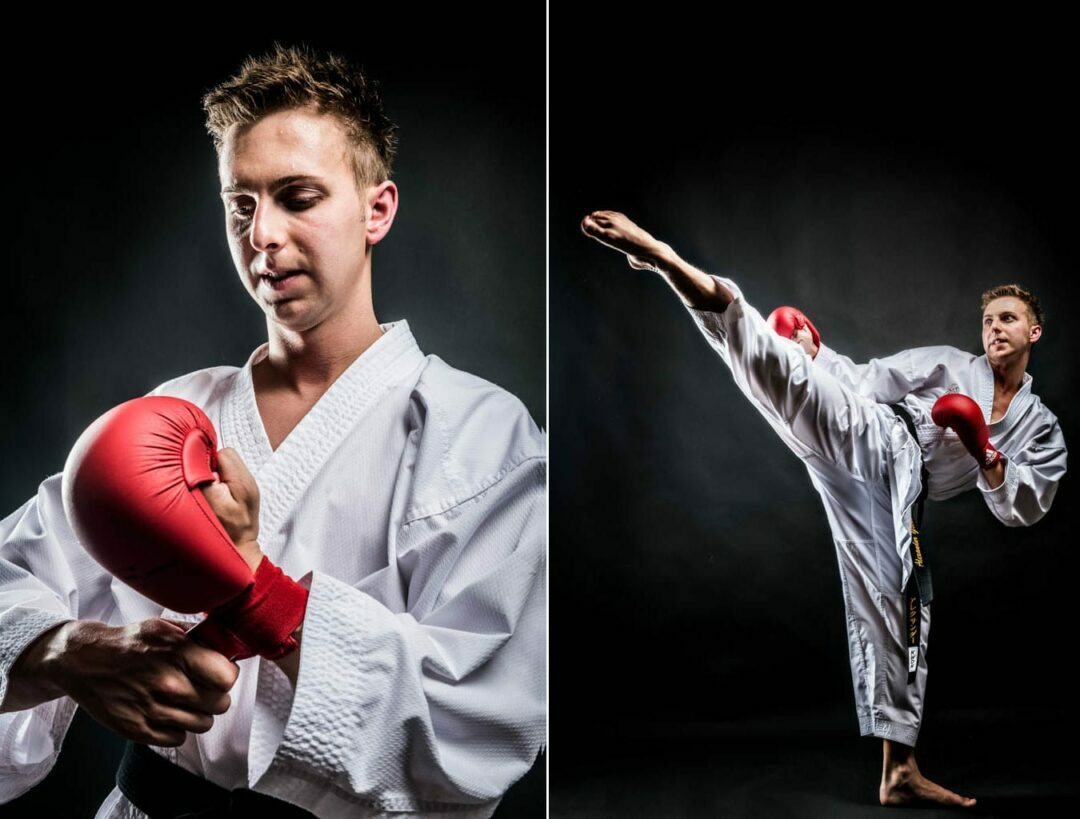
[973, 354, 1034, 431]
[219, 321, 426, 556]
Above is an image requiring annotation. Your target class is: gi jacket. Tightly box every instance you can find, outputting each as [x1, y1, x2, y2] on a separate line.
[816, 340, 1067, 590]
[0, 320, 546, 818]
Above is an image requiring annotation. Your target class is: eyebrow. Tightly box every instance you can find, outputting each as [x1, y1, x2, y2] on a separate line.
[220, 174, 324, 195]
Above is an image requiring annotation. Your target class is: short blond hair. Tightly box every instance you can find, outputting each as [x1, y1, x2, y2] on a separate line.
[201, 42, 398, 189]
[981, 283, 1045, 330]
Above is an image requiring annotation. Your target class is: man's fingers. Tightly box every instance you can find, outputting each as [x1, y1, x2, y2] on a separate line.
[198, 480, 234, 509]
[177, 642, 240, 693]
[145, 702, 216, 735]
[195, 690, 232, 716]
[216, 448, 257, 492]
[146, 665, 232, 716]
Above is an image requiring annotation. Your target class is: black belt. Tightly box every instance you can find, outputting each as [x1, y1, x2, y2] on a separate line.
[888, 403, 933, 685]
[117, 741, 316, 818]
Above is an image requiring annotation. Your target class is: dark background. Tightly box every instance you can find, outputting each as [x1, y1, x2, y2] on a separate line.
[551, 18, 1077, 818]
[1, 14, 544, 818]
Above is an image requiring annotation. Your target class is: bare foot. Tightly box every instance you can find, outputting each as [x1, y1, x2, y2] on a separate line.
[880, 743, 976, 809]
[580, 210, 668, 271]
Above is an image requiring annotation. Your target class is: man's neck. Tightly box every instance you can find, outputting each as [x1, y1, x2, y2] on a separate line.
[260, 305, 384, 397]
[989, 352, 1028, 396]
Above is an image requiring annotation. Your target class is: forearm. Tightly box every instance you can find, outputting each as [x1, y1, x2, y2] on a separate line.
[652, 243, 735, 312]
[0, 620, 75, 713]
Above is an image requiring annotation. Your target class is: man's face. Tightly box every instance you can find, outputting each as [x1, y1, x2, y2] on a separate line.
[218, 107, 371, 332]
[982, 296, 1041, 365]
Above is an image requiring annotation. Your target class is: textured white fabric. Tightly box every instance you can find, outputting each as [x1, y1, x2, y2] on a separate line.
[815, 342, 1067, 525]
[1, 320, 546, 817]
[686, 277, 1066, 745]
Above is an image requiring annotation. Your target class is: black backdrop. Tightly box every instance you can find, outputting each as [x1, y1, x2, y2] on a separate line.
[1, 14, 544, 818]
[551, 16, 1077, 816]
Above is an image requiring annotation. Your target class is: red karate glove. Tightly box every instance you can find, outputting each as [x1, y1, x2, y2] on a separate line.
[766, 305, 821, 359]
[931, 393, 1003, 469]
[62, 396, 308, 661]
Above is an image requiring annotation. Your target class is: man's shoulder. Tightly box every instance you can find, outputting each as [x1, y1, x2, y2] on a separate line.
[905, 344, 976, 363]
[406, 355, 545, 497]
[1025, 392, 1063, 435]
[145, 364, 241, 407]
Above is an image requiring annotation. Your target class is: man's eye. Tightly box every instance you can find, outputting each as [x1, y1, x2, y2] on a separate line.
[286, 197, 318, 210]
[230, 204, 253, 220]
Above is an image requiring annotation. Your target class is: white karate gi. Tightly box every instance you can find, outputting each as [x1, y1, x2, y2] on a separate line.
[0, 320, 546, 818]
[686, 276, 1066, 746]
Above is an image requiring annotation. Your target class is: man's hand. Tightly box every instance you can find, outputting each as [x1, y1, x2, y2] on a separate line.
[200, 447, 265, 573]
[7, 619, 238, 747]
[931, 393, 1003, 470]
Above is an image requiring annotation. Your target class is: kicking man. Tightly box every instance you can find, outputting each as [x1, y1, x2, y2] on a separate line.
[582, 210, 1066, 808]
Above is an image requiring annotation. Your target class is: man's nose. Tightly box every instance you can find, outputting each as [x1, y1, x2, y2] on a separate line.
[249, 201, 286, 252]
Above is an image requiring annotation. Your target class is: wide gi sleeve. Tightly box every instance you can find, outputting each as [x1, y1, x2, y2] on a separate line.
[247, 435, 546, 815]
[976, 415, 1068, 527]
[0, 472, 117, 803]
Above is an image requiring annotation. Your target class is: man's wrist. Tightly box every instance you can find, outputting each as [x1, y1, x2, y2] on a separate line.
[2, 620, 77, 712]
[236, 540, 265, 574]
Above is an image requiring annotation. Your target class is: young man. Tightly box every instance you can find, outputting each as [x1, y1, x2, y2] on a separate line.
[0, 45, 545, 818]
[582, 209, 1066, 808]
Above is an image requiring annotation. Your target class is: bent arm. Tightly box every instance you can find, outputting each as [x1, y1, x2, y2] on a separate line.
[247, 457, 546, 815]
[977, 420, 1067, 527]
[0, 473, 118, 803]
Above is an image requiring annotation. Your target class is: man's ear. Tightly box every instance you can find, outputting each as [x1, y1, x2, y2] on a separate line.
[365, 181, 398, 246]
[1030, 324, 1043, 344]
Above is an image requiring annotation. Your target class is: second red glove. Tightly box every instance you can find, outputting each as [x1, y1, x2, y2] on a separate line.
[767, 305, 821, 359]
[931, 393, 1003, 470]
[62, 396, 308, 660]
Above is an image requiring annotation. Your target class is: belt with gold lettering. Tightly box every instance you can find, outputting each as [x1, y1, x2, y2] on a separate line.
[889, 403, 932, 685]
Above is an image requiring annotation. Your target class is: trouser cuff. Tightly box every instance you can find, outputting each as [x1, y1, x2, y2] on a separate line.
[859, 716, 920, 747]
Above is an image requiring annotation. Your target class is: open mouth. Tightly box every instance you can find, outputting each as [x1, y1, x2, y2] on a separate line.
[261, 270, 305, 291]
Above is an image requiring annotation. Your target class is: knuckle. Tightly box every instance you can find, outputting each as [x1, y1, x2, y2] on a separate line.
[152, 673, 187, 699]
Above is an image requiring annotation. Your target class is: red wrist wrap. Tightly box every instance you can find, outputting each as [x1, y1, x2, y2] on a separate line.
[194, 558, 309, 661]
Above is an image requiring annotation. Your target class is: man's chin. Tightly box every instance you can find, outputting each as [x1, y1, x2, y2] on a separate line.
[266, 303, 319, 333]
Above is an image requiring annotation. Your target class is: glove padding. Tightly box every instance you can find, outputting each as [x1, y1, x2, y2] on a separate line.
[931, 393, 1003, 469]
[62, 396, 307, 660]
[766, 305, 821, 359]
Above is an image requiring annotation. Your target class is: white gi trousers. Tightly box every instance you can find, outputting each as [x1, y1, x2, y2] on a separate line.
[686, 279, 928, 747]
